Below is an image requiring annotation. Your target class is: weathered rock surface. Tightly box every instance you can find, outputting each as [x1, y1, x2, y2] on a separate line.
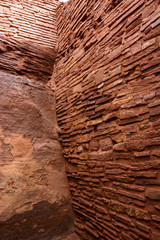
[0, 71, 74, 240]
[0, 36, 56, 82]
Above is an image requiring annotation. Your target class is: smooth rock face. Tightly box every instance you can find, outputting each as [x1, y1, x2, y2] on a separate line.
[0, 71, 73, 240]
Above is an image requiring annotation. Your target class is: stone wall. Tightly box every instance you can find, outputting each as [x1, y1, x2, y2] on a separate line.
[0, 0, 58, 49]
[0, 35, 55, 82]
[53, 0, 160, 239]
[0, 28, 74, 240]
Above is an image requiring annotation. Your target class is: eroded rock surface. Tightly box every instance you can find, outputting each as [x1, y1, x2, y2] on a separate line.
[0, 35, 55, 82]
[0, 72, 73, 239]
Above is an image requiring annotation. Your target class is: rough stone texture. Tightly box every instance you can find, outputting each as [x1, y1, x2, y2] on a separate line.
[0, 70, 74, 240]
[0, 31, 74, 240]
[0, 35, 56, 82]
[53, 0, 160, 239]
[0, 2, 77, 240]
[0, 0, 59, 49]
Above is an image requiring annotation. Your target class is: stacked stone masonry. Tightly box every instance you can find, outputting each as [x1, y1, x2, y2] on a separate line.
[0, 0, 59, 49]
[53, 0, 160, 239]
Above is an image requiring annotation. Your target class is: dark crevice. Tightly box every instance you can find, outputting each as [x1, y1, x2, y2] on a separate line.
[111, 0, 123, 8]
[81, 14, 87, 22]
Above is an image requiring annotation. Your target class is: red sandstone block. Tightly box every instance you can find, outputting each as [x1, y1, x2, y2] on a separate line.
[113, 142, 126, 151]
[90, 139, 100, 151]
[105, 162, 129, 170]
[134, 151, 150, 157]
[112, 219, 129, 231]
[140, 12, 160, 31]
[131, 160, 160, 171]
[142, 38, 156, 50]
[149, 108, 160, 116]
[119, 110, 138, 119]
[90, 167, 104, 173]
[96, 89, 113, 101]
[103, 225, 119, 238]
[136, 221, 150, 233]
[102, 79, 123, 92]
[95, 102, 111, 112]
[102, 229, 116, 240]
[125, 138, 146, 151]
[130, 40, 142, 55]
[142, 58, 160, 72]
[74, 221, 84, 230]
[152, 149, 160, 157]
[102, 112, 117, 122]
[89, 150, 114, 161]
[136, 179, 160, 185]
[148, 99, 160, 108]
[129, 232, 139, 240]
[94, 204, 108, 214]
[107, 175, 134, 184]
[151, 18, 160, 28]
[145, 129, 160, 138]
[78, 197, 93, 207]
[113, 182, 145, 192]
[121, 99, 146, 109]
[97, 122, 117, 130]
[110, 211, 134, 227]
[146, 188, 160, 200]
[84, 225, 99, 238]
[144, 92, 155, 100]
[121, 232, 133, 240]
[105, 169, 124, 175]
[99, 137, 113, 151]
[118, 189, 145, 202]
[128, 171, 157, 178]
[115, 152, 132, 159]
[146, 137, 160, 147]
[86, 161, 96, 168]
[94, 69, 104, 85]
[131, 228, 151, 239]
[118, 116, 144, 125]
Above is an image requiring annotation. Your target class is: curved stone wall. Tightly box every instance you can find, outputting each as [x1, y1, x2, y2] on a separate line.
[53, 0, 160, 239]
